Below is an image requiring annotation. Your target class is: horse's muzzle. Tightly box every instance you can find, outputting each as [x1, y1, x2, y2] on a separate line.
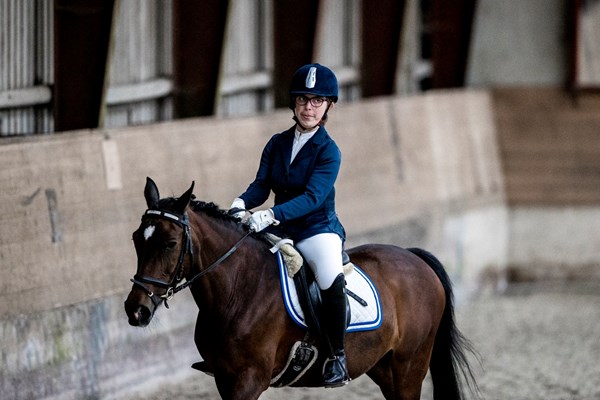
[124, 292, 154, 327]
[125, 303, 152, 326]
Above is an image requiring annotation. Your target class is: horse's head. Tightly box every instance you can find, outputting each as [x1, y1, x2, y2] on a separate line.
[124, 177, 195, 327]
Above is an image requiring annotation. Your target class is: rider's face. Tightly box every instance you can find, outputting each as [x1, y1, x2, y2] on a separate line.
[294, 95, 329, 130]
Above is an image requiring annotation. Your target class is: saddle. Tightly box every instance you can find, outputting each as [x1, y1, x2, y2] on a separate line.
[266, 233, 352, 335]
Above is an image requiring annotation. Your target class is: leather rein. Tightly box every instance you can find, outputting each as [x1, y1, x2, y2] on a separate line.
[130, 208, 252, 309]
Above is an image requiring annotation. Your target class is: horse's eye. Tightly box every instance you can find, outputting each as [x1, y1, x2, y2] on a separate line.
[166, 240, 178, 250]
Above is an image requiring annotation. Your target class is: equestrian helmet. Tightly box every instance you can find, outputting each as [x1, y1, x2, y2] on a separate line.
[289, 63, 339, 104]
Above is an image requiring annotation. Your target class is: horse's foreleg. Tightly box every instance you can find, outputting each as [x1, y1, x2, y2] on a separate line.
[214, 368, 270, 400]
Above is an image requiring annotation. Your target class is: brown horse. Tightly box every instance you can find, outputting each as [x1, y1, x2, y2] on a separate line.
[125, 178, 478, 400]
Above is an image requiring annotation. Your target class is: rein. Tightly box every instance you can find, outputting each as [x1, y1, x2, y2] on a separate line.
[131, 208, 252, 308]
[175, 230, 252, 291]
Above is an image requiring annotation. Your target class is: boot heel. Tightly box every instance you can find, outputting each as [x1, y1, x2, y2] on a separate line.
[322, 353, 350, 388]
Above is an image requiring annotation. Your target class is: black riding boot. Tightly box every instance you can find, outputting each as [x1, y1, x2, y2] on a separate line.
[320, 273, 350, 387]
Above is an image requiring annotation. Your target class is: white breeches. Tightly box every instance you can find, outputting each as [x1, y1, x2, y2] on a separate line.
[296, 233, 343, 290]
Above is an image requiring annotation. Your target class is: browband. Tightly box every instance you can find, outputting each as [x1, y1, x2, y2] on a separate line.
[143, 209, 189, 226]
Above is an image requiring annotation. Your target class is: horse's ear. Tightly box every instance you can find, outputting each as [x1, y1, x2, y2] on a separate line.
[174, 181, 195, 214]
[144, 177, 160, 209]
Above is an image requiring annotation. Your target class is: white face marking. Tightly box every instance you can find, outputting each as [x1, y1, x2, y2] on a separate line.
[144, 225, 156, 241]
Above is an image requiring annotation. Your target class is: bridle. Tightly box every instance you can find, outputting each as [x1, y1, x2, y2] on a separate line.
[131, 209, 193, 308]
[130, 208, 252, 309]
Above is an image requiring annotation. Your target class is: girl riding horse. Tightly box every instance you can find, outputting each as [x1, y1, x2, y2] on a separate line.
[125, 177, 479, 400]
[230, 63, 350, 387]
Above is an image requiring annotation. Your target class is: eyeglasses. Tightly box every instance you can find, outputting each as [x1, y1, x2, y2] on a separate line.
[295, 95, 327, 107]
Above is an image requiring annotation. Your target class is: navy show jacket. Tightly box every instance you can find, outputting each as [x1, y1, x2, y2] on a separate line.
[239, 125, 346, 242]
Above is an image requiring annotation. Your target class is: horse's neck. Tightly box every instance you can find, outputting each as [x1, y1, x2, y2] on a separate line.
[189, 214, 274, 314]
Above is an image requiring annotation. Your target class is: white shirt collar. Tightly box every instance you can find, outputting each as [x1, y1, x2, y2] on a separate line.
[291, 126, 318, 162]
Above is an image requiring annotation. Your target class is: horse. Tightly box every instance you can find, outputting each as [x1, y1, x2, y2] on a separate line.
[124, 178, 478, 400]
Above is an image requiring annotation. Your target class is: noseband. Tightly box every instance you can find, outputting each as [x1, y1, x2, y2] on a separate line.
[131, 208, 252, 309]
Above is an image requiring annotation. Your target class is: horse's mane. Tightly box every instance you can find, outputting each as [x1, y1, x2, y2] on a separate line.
[190, 200, 241, 224]
[156, 196, 272, 245]
[157, 197, 240, 225]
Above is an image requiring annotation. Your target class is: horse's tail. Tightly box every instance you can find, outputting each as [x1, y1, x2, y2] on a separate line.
[407, 248, 480, 400]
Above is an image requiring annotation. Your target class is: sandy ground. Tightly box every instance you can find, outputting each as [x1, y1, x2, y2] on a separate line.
[122, 282, 600, 400]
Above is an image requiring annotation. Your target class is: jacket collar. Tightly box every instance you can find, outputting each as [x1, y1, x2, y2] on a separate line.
[280, 125, 328, 168]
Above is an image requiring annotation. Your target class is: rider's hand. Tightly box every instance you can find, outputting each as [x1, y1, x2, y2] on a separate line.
[248, 209, 279, 232]
[228, 198, 246, 220]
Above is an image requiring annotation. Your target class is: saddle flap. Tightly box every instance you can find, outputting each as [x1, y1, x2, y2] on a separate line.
[277, 252, 383, 333]
[292, 263, 323, 336]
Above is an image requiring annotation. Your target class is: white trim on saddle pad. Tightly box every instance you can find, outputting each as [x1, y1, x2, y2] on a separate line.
[276, 252, 383, 332]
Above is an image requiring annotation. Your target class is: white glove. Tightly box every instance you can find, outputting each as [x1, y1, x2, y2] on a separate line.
[229, 198, 246, 220]
[248, 209, 280, 232]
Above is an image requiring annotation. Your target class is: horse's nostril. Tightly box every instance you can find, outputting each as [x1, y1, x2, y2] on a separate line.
[125, 301, 153, 327]
[138, 305, 151, 323]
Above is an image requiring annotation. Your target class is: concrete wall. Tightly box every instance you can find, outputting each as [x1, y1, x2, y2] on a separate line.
[508, 207, 600, 280]
[0, 90, 508, 398]
[492, 88, 600, 281]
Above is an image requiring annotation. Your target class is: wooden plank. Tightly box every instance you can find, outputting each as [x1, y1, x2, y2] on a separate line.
[0, 86, 52, 109]
[105, 78, 172, 105]
[361, 0, 405, 97]
[53, 0, 116, 131]
[273, 0, 319, 107]
[430, 0, 477, 88]
[173, 0, 229, 117]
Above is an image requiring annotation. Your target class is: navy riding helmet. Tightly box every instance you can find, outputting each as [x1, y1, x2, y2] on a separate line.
[289, 63, 339, 109]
